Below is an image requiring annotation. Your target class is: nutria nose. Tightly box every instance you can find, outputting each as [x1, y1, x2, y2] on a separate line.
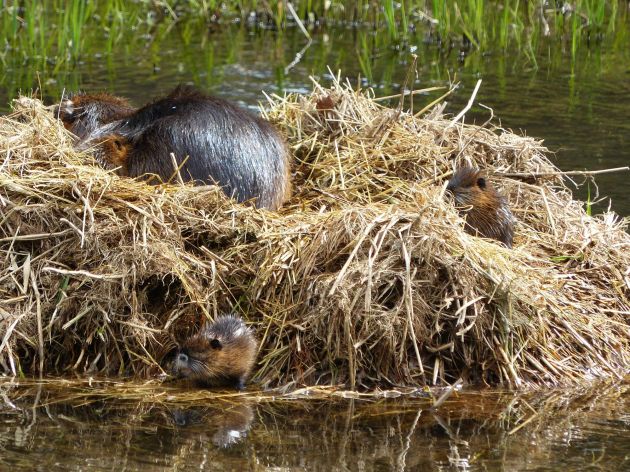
[177, 353, 189, 364]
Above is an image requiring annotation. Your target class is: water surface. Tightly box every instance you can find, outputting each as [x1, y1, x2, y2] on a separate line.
[1, 379, 629, 471]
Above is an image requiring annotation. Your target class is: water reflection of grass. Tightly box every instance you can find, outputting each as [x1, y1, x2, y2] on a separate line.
[2, 378, 629, 471]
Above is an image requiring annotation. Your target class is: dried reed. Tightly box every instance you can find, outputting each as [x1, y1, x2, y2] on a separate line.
[0, 76, 628, 389]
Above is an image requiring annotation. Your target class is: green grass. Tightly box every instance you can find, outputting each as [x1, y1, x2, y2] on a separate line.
[586, 181, 593, 216]
[0, 0, 627, 106]
[549, 253, 585, 263]
[1, 1, 625, 63]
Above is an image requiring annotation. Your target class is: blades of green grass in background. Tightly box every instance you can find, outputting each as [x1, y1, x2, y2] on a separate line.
[1, 1, 626, 62]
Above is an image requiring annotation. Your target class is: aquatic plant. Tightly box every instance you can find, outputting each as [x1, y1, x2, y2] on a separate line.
[0, 1, 626, 60]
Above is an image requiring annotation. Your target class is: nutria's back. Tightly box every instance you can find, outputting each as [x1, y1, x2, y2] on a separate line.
[119, 86, 292, 209]
[56, 86, 292, 210]
[170, 314, 258, 390]
[447, 166, 514, 248]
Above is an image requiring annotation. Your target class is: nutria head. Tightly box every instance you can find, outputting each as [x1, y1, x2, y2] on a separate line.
[170, 314, 258, 390]
[76, 133, 131, 175]
[55, 92, 135, 140]
[447, 166, 514, 248]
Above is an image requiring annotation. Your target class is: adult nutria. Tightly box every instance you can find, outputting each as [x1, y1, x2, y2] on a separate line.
[56, 92, 135, 140]
[447, 166, 514, 248]
[170, 314, 258, 390]
[57, 86, 292, 209]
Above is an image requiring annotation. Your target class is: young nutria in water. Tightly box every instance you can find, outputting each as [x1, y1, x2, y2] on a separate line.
[170, 314, 258, 390]
[447, 166, 514, 248]
[57, 86, 291, 209]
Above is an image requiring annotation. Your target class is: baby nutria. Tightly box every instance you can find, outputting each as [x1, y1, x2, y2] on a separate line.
[57, 86, 291, 209]
[170, 314, 258, 390]
[447, 166, 514, 248]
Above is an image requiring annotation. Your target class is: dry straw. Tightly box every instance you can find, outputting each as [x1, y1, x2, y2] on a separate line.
[0, 76, 628, 389]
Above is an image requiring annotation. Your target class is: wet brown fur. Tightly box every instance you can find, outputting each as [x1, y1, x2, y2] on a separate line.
[447, 166, 514, 248]
[170, 314, 258, 389]
[56, 93, 135, 140]
[88, 134, 132, 174]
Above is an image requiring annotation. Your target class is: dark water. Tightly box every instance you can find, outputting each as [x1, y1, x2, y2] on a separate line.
[1, 379, 629, 471]
[0, 21, 629, 217]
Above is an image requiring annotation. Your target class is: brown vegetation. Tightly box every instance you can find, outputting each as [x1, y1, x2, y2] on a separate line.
[0, 76, 628, 389]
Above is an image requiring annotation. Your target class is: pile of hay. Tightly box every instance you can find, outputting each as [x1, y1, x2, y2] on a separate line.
[0, 77, 628, 389]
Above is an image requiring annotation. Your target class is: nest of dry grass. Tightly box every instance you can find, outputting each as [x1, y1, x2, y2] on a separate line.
[1, 76, 628, 389]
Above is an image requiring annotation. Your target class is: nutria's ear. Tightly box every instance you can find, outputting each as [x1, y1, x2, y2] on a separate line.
[210, 339, 222, 350]
[112, 138, 125, 151]
[476, 177, 486, 189]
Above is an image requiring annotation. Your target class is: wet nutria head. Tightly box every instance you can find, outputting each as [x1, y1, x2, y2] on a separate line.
[447, 166, 515, 248]
[170, 314, 258, 390]
[56, 92, 135, 140]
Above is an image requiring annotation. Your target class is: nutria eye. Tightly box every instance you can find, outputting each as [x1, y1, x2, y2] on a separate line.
[177, 352, 189, 364]
[113, 139, 124, 151]
[210, 339, 222, 350]
[476, 177, 486, 189]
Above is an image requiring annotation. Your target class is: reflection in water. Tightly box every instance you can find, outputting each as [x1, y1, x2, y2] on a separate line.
[0, 379, 628, 471]
[170, 404, 254, 449]
[0, 19, 628, 217]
